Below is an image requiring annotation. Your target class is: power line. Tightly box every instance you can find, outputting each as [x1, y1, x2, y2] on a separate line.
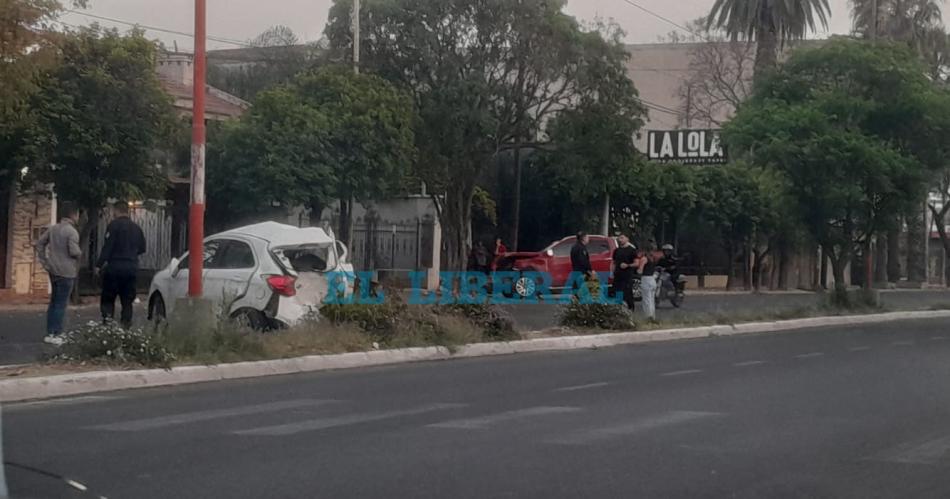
[64, 10, 251, 47]
[617, 0, 707, 41]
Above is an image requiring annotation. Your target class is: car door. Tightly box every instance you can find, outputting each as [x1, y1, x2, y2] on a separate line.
[212, 238, 260, 314]
[168, 239, 226, 308]
[547, 238, 576, 288]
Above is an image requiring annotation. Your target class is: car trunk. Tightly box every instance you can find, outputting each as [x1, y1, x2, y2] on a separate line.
[269, 243, 341, 324]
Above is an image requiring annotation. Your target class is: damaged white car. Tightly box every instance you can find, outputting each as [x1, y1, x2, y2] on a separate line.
[147, 222, 354, 328]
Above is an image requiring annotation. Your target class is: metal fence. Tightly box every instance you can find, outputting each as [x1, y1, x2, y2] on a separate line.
[93, 204, 173, 271]
[350, 215, 436, 272]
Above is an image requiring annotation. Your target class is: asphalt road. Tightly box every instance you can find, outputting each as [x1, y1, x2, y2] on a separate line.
[3, 318, 950, 498]
[2, 291, 950, 366]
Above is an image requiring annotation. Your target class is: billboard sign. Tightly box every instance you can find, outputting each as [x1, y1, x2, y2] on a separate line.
[647, 129, 727, 164]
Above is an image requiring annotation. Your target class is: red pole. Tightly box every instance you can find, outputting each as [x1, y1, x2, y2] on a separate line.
[188, 0, 206, 297]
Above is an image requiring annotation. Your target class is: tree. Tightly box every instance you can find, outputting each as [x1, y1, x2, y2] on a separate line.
[22, 27, 178, 255]
[293, 67, 415, 243]
[851, 0, 942, 44]
[207, 67, 415, 235]
[677, 22, 755, 127]
[725, 39, 939, 295]
[1, 0, 86, 191]
[325, 0, 633, 270]
[706, 0, 830, 78]
[694, 163, 779, 290]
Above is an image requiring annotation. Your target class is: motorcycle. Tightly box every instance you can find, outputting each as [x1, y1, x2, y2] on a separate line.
[630, 269, 686, 308]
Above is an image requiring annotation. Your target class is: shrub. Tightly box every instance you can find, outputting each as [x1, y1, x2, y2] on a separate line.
[56, 321, 175, 368]
[319, 301, 407, 340]
[559, 303, 636, 330]
[435, 303, 518, 340]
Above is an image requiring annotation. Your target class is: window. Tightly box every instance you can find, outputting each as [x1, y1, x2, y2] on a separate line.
[588, 239, 611, 255]
[282, 244, 336, 272]
[218, 241, 256, 269]
[177, 240, 224, 270]
[551, 241, 573, 257]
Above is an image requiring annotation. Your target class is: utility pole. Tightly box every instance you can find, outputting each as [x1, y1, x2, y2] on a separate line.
[188, 0, 207, 297]
[872, 0, 879, 40]
[352, 0, 360, 74]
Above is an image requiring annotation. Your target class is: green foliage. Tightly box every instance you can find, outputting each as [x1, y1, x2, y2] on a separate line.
[726, 39, 944, 289]
[207, 66, 415, 227]
[55, 321, 175, 368]
[320, 301, 407, 339]
[21, 27, 178, 211]
[325, 0, 640, 269]
[559, 303, 637, 330]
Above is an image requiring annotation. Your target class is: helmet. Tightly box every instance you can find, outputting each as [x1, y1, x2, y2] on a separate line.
[661, 244, 674, 251]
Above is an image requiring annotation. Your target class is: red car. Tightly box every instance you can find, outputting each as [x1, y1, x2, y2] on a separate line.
[493, 235, 617, 298]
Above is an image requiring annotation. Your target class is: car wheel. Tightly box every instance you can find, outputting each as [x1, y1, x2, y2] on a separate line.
[149, 294, 167, 323]
[231, 308, 268, 330]
[514, 274, 538, 299]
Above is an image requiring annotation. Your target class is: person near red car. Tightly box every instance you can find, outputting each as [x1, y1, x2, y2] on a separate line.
[611, 233, 638, 311]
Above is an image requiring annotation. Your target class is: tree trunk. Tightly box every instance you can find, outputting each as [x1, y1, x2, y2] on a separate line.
[753, 21, 779, 84]
[906, 209, 926, 283]
[441, 182, 475, 271]
[928, 203, 950, 287]
[74, 206, 100, 305]
[776, 238, 789, 290]
[874, 235, 888, 284]
[887, 225, 901, 282]
[724, 243, 736, 290]
[600, 191, 610, 236]
[830, 253, 849, 301]
[337, 197, 351, 246]
[743, 240, 753, 291]
[819, 245, 829, 290]
[510, 145, 522, 251]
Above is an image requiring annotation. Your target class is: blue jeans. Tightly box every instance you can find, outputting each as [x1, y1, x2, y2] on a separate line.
[47, 274, 75, 335]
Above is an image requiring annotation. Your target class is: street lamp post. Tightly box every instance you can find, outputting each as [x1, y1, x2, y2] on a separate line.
[188, 0, 207, 297]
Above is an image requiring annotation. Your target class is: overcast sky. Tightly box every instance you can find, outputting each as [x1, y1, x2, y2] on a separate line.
[59, 0, 858, 51]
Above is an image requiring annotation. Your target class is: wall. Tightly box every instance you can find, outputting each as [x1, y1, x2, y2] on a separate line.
[0, 188, 55, 302]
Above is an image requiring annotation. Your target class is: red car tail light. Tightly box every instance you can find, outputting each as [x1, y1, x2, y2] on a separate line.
[265, 274, 297, 297]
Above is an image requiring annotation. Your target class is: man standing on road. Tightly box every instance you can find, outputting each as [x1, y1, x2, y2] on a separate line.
[570, 231, 592, 298]
[612, 234, 637, 311]
[35, 204, 82, 345]
[96, 202, 146, 329]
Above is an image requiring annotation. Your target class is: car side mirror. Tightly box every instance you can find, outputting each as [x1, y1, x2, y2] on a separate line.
[169, 257, 182, 278]
[545, 249, 554, 257]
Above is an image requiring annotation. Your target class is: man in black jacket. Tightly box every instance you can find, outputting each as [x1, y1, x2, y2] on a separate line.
[97, 202, 146, 328]
[570, 231, 592, 298]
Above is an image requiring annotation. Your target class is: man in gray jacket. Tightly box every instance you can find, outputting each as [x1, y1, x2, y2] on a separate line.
[35, 204, 82, 345]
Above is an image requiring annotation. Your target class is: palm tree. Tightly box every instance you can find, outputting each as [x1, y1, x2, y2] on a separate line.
[707, 0, 831, 78]
[851, 0, 942, 44]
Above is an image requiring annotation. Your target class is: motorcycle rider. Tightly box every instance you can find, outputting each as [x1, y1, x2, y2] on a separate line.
[657, 244, 683, 291]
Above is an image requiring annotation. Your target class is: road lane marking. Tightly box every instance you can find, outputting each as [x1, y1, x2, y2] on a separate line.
[9, 395, 119, 410]
[428, 406, 582, 430]
[548, 411, 724, 445]
[90, 399, 338, 431]
[234, 403, 466, 436]
[732, 360, 766, 367]
[891, 341, 915, 347]
[554, 382, 610, 392]
[660, 369, 703, 377]
[795, 352, 825, 359]
[848, 346, 871, 352]
[869, 435, 950, 465]
[930, 336, 947, 341]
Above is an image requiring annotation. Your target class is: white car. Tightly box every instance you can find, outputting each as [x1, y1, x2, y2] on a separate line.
[147, 222, 354, 328]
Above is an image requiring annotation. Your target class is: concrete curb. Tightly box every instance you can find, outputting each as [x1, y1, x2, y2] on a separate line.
[3, 310, 949, 403]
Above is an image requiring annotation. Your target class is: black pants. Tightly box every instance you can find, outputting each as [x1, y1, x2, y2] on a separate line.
[101, 268, 137, 328]
[612, 276, 636, 311]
